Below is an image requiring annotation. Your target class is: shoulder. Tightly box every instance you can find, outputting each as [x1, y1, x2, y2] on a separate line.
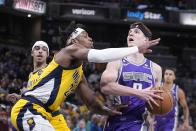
[28, 72, 33, 79]
[101, 60, 121, 79]
[106, 60, 121, 70]
[60, 45, 78, 53]
[151, 61, 162, 72]
[150, 61, 162, 77]
[177, 87, 186, 100]
[178, 87, 185, 95]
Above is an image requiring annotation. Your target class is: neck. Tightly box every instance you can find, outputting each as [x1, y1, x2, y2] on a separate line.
[163, 81, 173, 90]
[33, 62, 47, 72]
[127, 53, 145, 64]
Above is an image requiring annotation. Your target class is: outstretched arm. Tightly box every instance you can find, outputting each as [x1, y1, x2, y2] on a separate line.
[55, 38, 160, 67]
[75, 38, 160, 63]
[76, 75, 122, 116]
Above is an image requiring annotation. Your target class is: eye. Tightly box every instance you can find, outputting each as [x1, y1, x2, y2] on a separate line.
[84, 35, 88, 38]
[42, 46, 48, 52]
[135, 29, 139, 34]
[34, 46, 40, 50]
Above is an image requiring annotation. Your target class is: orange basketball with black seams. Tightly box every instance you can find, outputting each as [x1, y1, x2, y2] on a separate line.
[146, 86, 173, 115]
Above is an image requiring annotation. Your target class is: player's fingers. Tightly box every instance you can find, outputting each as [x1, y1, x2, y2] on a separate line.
[148, 38, 160, 47]
[151, 89, 164, 94]
[111, 110, 122, 116]
[151, 93, 163, 101]
[115, 104, 128, 110]
[149, 41, 159, 47]
[145, 49, 152, 53]
[147, 100, 153, 110]
[150, 97, 160, 107]
[150, 38, 161, 43]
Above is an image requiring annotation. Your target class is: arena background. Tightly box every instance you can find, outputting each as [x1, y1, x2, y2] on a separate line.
[0, 0, 196, 130]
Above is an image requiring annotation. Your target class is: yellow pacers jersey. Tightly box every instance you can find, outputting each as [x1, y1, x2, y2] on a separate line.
[26, 68, 45, 90]
[23, 59, 83, 111]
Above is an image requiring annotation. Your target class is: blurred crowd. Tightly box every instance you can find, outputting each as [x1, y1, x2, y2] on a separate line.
[0, 46, 196, 131]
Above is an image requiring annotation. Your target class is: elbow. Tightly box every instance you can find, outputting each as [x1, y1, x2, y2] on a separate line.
[100, 81, 112, 95]
[101, 86, 111, 95]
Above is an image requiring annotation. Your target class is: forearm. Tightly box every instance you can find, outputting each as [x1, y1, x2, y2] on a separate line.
[101, 82, 138, 96]
[183, 107, 190, 123]
[88, 46, 138, 63]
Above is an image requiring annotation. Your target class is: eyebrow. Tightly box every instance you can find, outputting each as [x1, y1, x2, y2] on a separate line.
[135, 28, 141, 32]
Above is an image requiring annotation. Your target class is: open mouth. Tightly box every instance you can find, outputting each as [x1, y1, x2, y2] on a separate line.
[129, 38, 134, 42]
[37, 55, 43, 58]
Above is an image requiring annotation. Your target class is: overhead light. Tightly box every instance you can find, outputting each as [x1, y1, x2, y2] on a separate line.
[27, 14, 31, 18]
[180, 12, 196, 26]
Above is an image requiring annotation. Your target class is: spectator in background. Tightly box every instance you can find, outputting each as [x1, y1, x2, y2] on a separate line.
[73, 119, 87, 131]
[0, 105, 9, 131]
[65, 115, 74, 130]
[90, 114, 102, 131]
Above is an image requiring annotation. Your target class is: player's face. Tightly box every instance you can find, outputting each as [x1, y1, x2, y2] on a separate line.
[127, 28, 148, 47]
[76, 31, 93, 48]
[164, 69, 176, 83]
[31, 45, 48, 63]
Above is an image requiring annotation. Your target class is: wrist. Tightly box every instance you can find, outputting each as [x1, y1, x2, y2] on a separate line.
[130, 88, 140, 97]
[131, 46, 139, 53]
[183, 120, 189, 124]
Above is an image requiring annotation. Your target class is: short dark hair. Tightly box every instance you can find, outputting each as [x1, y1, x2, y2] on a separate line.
[59, 21, 86, 46]
[130, 22, 152, 40]
[164, 67, 176, 75]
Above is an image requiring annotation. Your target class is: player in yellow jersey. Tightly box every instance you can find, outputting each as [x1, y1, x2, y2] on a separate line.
[26, 41, 49, 90]
[7, 41, 70, 130]
[10, 21, 161, 131]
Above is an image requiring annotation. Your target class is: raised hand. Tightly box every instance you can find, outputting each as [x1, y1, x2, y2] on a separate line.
[138, 38, 161, 54]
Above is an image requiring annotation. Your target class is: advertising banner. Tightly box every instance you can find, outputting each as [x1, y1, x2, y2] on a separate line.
[13, 0, 46, 14]
[60, 5, 109, 19]
[122, 9, 168, 22]
[0, 0, 5, 5]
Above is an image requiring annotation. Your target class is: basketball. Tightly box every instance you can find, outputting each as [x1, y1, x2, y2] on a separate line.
[146, 86, 173, 115]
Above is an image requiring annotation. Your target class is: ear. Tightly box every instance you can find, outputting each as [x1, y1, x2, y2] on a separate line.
[31, 51, 33, 56]
[71, 39, 78, 44]
[174, 75, 176, 80]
